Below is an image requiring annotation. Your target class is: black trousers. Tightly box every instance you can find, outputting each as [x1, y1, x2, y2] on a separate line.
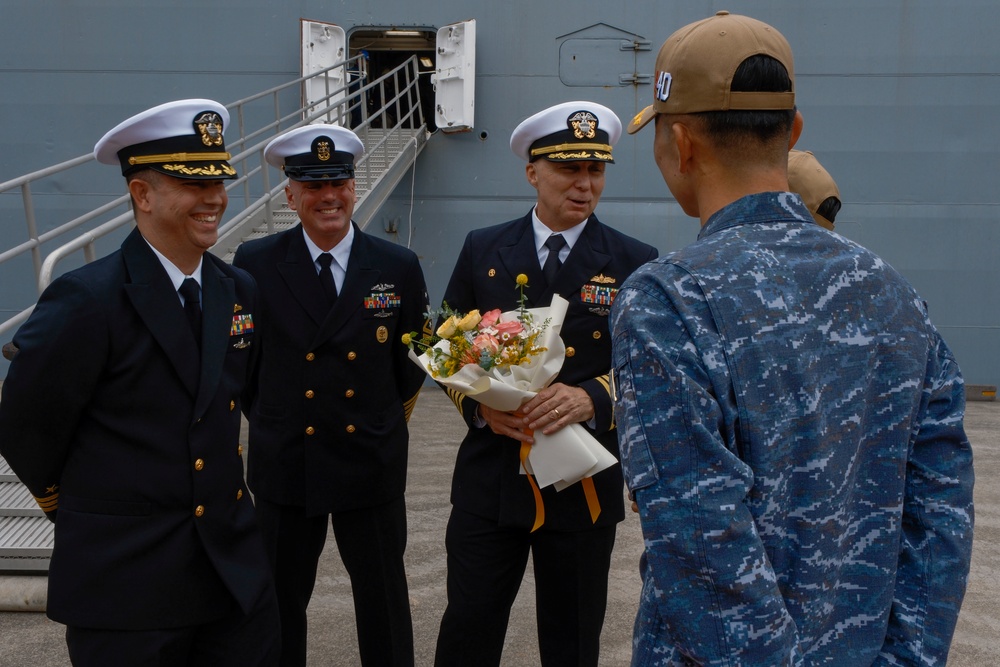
[434, 508, 617, 667]
[66, 586, 280, 667]
[256, 496, 414, 667]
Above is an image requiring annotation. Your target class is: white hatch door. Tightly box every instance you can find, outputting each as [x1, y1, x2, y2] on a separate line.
[300, 19, 348, 125]
[434, 19, 476, 133]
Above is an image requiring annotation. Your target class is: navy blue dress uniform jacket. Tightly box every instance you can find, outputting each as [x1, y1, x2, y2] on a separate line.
[0, 228, 270, 630]
[440, 212, 657, 531]
[233, 223, 429, 515]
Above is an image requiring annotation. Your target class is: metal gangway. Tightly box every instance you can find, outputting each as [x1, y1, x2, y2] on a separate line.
[0, 54, 430, 571]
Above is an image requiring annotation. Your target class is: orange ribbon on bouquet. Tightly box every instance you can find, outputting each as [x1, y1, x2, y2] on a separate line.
[581, 477, 601, 524]
[519, 429, 602, 532]
[520, 432, 546, 533]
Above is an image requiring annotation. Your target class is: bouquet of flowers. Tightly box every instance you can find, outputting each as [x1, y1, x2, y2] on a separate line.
[402, 275, 617, 496]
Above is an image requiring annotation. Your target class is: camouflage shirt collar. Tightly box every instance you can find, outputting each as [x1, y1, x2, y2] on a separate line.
[698, 191, 812, 241]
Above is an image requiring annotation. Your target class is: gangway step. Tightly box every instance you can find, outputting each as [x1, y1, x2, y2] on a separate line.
[1, 456, 53, 571]
[0, 516, 53, 571]
[0, 482, 44, 517]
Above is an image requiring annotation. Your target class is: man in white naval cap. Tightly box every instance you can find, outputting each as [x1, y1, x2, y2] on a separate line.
[233, 124, 430, 667]
[432, 101, 657, 667]
[0, 99, 279, 666]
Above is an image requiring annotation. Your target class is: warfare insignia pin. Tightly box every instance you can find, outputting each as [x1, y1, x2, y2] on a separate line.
[194, 111, 225, 147]
[568, 111, 598, 140]
[590, 274, 616, 284]
[234, 303, 243, 313]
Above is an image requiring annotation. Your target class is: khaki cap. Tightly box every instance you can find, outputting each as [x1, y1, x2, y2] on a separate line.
[628, 11, 795, 134]
[788, 149, 840, 229]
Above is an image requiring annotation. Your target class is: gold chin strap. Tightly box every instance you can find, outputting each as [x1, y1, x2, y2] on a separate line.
[530, 142, 612, 158]
[128, 151, 231, 165]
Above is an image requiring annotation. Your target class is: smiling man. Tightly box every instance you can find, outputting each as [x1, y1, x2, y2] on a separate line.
[433, 101, 657, 667]
[233, 124, 429, 667]
[0, 99, 278, 666]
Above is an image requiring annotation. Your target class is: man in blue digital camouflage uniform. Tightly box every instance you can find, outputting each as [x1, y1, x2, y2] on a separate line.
[613, 12, 974, 666]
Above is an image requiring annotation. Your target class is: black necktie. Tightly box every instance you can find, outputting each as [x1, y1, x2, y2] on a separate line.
[318, 252, 338, 306]
[179, 278, 202, 344]
[542, 234, 566, 287]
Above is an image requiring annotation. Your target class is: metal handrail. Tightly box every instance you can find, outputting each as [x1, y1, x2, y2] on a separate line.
[1, 54, 426, 340]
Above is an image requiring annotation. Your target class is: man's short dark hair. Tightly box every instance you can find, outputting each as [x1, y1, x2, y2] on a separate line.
[697, 55, 797, 147]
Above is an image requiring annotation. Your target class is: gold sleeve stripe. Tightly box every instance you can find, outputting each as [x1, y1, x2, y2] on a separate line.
[445, 387, 466, 416]
[34, 494, 59, 512]
[404, 390, 421, 422]
[594, 373, 615, 431]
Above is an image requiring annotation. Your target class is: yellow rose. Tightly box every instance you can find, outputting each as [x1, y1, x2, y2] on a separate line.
[457, 310, 481, 332]
[436, 315, 459, 338]
[401, 333, 412, 346]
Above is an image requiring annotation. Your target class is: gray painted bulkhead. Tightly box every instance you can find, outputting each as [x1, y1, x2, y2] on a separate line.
[1, 1, 997, 384]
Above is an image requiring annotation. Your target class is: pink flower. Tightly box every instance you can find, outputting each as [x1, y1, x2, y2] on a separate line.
[479, 309, 502, 330]
[472, 333, 500, 356]
[495, 319, 524, 340]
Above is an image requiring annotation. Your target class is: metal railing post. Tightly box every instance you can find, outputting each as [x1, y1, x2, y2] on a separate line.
[20, 182, 42, 292]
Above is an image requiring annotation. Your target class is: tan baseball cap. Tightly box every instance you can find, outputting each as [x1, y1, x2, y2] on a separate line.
[788, 149, 840, 230]
[628, 11, 795, 134]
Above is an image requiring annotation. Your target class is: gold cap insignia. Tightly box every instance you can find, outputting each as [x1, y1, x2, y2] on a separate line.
[568, 111, 598, 140]
[194, 112, 225, 147]
[316, 140, 332, 161]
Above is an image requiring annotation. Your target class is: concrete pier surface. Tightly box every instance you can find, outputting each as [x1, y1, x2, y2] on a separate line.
[1, 390, 996, 666]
